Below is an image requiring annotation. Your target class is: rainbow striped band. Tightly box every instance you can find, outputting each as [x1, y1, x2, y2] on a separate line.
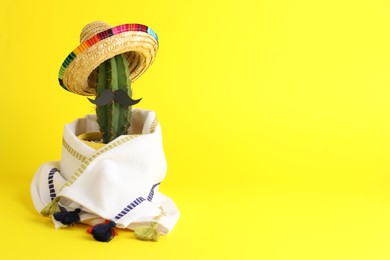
[58, 24, 158, 91]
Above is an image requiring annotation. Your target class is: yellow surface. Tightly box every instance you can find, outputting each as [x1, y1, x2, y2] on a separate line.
[1, 0, 390, 259]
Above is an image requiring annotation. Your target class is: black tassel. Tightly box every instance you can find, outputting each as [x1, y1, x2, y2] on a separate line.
[53, 208, 81, 225]
[88, 220, 117, 242]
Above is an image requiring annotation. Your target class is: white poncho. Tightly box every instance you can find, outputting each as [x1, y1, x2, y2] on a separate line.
[31, 109, 180, 235]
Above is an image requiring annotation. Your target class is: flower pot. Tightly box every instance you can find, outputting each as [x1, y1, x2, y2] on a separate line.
[31, 109, 179, 238]
[77, 132, 105, 150]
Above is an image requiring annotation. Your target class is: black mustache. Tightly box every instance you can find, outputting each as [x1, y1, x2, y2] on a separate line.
[88, 89, 142, 106]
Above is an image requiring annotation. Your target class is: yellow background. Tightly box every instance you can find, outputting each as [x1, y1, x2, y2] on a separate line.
[1, 0, 390, 259]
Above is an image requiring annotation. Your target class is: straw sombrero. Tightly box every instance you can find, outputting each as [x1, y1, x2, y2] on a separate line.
[58, 21, 159, 96]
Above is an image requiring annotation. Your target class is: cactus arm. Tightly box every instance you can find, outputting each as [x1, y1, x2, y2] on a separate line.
[96, 60, 111, 143]
[110, 55, 132, 140]
[110, 56, 120, 140]
[115, 55, 131, 136]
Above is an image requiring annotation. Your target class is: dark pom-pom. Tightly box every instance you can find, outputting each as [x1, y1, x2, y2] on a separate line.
[87, 220, 117, 242]
[53, 208, 81, 225]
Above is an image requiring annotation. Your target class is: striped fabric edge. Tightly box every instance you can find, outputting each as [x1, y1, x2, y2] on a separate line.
[62, 138, 88, 162]
[147, 183, 160, 202]
[48, 168, 59, 201]
[113, 183, 161, 221]
[149, 117, 159, 133]
[58, 24, 158, 90]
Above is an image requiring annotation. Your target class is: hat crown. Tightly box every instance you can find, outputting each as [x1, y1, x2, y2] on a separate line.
[80, 21, 112, 43]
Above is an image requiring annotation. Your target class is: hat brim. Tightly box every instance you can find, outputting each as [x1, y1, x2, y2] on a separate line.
[59, 24, 159, 96]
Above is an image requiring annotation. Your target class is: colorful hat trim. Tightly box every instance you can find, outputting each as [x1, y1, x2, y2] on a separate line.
[58, 23, 158, 96]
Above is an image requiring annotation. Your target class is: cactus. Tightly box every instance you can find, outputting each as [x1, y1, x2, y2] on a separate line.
[93, 54, 139, 144]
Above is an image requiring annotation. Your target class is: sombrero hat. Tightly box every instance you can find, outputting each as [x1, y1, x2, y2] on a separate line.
[58, 21, 159, 96]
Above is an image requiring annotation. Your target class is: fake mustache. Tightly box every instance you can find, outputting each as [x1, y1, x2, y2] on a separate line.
[88, 89, 142, 106]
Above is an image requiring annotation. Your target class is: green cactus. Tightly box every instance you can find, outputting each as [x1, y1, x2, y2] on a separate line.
[95, 54, 134, 144]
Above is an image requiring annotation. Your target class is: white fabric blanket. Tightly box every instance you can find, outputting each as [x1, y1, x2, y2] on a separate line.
[31, 109, 180, 235]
